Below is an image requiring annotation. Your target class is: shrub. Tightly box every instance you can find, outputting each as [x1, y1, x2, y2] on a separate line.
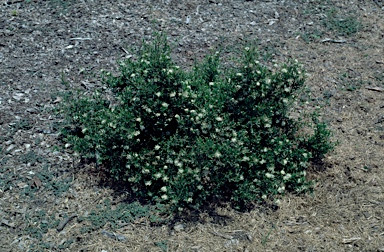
[58, 33, 335, 211]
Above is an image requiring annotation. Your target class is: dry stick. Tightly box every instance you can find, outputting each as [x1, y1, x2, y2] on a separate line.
[121, 47, 130, 55]
[209, 230, 233, 240]
[70, 38, 92, 41]
[321, 38, 347, 43]
[365, 86, 384, 92]
[57, 215, 77, 232]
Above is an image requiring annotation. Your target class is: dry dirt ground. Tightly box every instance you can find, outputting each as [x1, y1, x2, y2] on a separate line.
[0, 0, 383, 251]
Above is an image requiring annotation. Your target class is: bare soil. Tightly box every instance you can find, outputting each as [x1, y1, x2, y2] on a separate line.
[0, 0, 383, 251]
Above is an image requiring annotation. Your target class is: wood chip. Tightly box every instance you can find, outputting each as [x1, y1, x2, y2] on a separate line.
[1, 218, 15, 228]
[342, 237, 361, 244]
[101, 230, 127, 242]
[321, 38, 347, 43]
[365, 86, 384, 92]
[31, 176, 42, 189]
[210, 230, 233, 240]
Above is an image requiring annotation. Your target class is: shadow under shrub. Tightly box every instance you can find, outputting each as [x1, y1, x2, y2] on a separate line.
[58, 34, 335, 212]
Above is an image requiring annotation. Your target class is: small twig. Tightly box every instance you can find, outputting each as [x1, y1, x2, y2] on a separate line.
[321, 38, 346, 43]
[101, 230, 127, 242]
[372, 0, 382, 8]
[365, 86, 384, 92]
[70, 37, 92, 41]
[57, 215, 77, 232]
[121, 47, 129, 55]
[342, 237, 361, 244]
[209, 230, 233, 240]
[1, 218, 15, 228]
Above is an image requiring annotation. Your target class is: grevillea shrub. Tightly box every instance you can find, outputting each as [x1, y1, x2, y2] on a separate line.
[59, 34, 334, 211]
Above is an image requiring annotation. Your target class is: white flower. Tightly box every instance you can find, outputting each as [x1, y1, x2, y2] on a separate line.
[282, 159, 288, 165]
[265, 173, 274, 178]
[154, 173, 162, 179]
[214, 151, 222, 158]
[265, 78, 271, 85]
[155, 92, 161, 97]
[161, 194, 168, 200]
[142, 169, 150, 174]
[283, 173, 292, 180]
[197, 185, 203, 190]
[130, 73, 136, 78]
[282, 68, 288, 73]
[161, 186, 167, 192]
[284, 87, 291, 92]
[242, 156, 250, 162]
[280, 170, 286, 175]
[262, 195, 267, 199]
[178, 168, 184, 174]
[187, 197, 193, 203]
[236, 73, 243, 77]
[145, 181, 152, 186]
[162, 176, 169, 181]
[161, 102, 169, 108]
[245, 47, 250, 51]
[154, 145, 160, 150]
[136, 117, 141, 122]
[239, 175, 244, 180]
[134, 131, 140, 136]
[215, 117, 223, 122]
[278, 186, 285, 193]
[170, 92, 176, 97]
[175, 159, 183, 167]
[209, 82, 214, 86]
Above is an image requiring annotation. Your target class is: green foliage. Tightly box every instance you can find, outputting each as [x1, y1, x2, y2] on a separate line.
[59, 33, 335, 212]
[323, 8, 361, 36]
[80, 200, 166, 232]
[155, 240, 168, 252]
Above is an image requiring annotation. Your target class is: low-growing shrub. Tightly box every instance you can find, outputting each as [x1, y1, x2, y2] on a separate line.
[58, 34, 334, 211]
